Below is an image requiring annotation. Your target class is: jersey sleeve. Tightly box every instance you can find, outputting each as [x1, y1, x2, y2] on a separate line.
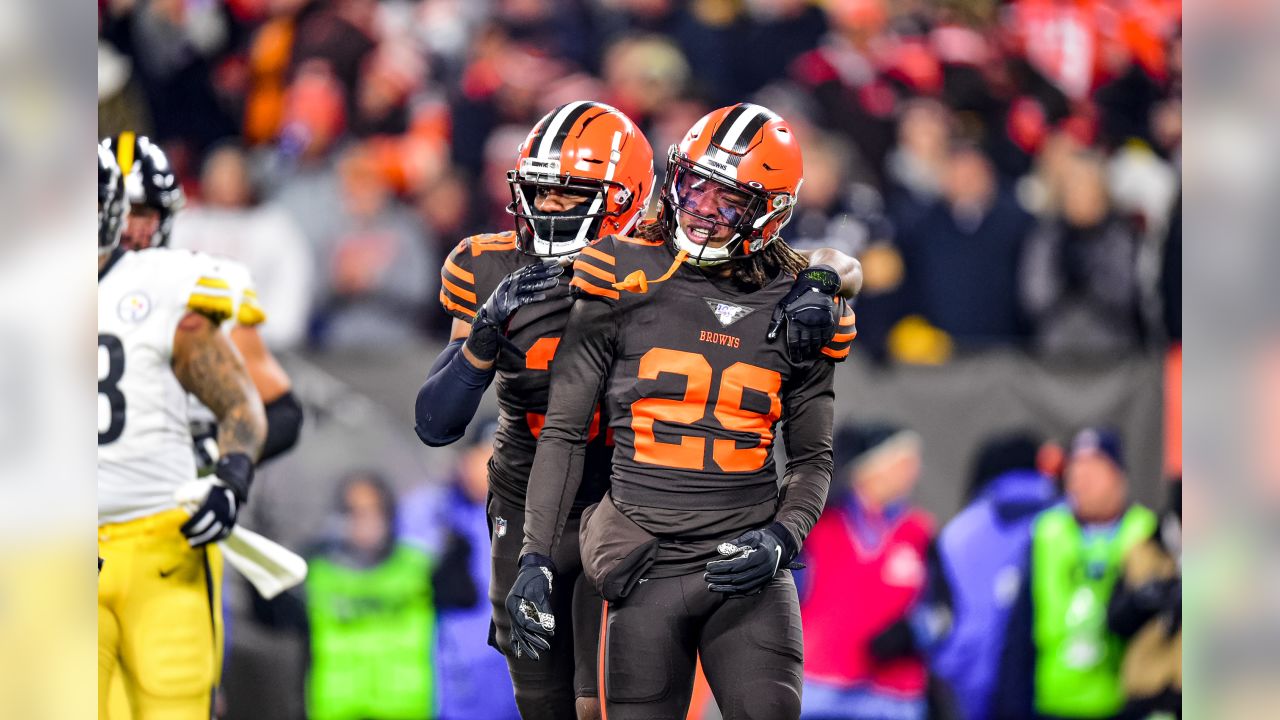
[820, 299, 857, 361]
[569, 238, 621, 304]
[440, 238, 480, 321]
[183, 256, 237, 325]
[211, 257, 267, 328]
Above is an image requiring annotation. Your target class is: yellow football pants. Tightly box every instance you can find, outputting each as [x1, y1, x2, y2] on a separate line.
[98, 509, 223, 720]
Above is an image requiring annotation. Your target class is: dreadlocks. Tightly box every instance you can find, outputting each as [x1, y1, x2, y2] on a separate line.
[634, 221, 809, 291]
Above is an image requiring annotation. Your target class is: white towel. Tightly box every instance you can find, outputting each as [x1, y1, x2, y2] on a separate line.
[175, 480, 307, 600]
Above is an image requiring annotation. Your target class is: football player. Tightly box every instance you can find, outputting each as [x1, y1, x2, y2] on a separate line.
[508, 103, 851, 720]
[104, 132, 302, 468]
[98, 144, 267, 718]
[415, 101, 860, 720]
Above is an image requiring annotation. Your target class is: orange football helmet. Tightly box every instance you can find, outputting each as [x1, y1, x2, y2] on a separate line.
[658, 103, 804, 265]
[508, 101, 655, 257]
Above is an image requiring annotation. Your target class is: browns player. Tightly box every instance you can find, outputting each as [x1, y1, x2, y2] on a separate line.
[507, 103, 852, 720]
[415, 101, 859, 720]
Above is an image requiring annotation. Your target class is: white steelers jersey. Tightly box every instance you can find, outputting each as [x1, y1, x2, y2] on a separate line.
[98, 248, 237, 525]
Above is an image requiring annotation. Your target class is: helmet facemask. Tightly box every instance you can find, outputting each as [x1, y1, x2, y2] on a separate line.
[662, 151, 798, 266]
[98, 145, 128, 256]
[507, 159, 637, 258]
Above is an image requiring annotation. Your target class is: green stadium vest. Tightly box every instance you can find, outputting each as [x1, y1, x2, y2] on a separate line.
[1031, 504, 1156, 718]
[306, 544, 435, 720]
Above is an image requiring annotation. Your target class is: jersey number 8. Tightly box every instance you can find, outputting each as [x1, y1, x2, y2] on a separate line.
[98, 334, 126, 444]
[631, 347, 782, 473]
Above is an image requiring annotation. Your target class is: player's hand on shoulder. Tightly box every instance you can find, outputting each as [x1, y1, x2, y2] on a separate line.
[467, 260, 563, 362]
[768, 266, 841, 363]
[505, 552, 558, 661]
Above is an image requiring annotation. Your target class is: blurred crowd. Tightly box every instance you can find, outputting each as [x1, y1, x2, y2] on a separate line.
[97, 0, 1182, 360]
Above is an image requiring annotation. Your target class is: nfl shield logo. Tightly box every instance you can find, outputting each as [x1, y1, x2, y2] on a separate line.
[494, 516, 508, 539]
[704, 298, 754, 327]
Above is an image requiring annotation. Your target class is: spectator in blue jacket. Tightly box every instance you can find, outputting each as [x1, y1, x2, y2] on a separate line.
[920, 432, 1059, 720]
[400, 418, 520, 720]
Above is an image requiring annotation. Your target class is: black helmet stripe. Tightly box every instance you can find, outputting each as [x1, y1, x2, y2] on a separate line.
[709, 104, 776, 165]
[534, 101, 599, 160]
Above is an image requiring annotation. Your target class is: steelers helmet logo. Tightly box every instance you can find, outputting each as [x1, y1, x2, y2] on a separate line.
[118, 291, 152, 323]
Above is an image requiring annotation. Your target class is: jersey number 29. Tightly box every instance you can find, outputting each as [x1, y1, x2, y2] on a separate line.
[98, 334, 126, 444]
[631, 347, 782, 473]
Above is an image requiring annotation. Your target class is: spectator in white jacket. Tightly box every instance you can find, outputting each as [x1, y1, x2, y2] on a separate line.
[171, 143, 314, 349]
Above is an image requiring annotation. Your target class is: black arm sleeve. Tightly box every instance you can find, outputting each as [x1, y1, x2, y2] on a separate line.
[414, 338, 496, 447]
[259, 390, 303, 463]
[521, 298, 618, 559]
[774, 359, 836, 551]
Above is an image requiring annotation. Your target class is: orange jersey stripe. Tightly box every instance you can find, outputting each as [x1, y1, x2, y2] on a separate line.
[570, 276, 621, 300]
[839, 312, 857, 326]
[441, 277, 478, 304]
[575, 260, 616, 284]
[444, 256, 474, 284]
[831, 331, 856, 343]
[598, 600, 610, 720]
[821, 345, 851, 359]
[614, 235, 663, 246]
[580, 245, 615, 265]
[439, 291, 477, 318]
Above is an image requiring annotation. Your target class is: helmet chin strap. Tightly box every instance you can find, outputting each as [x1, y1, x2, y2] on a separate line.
[672, 223, 742, 266]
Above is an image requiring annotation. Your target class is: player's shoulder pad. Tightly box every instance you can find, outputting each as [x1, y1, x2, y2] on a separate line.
[820, 298, 857, 361]
[571, 233, 673, 303]
[569, 235, 622, 303]
[206, 255, 267, 327]
[440, 231, 519, 321]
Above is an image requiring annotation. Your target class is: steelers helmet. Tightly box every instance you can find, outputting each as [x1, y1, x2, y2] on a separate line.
[103, 132, 185, 248]
[98, 142, 127, 256]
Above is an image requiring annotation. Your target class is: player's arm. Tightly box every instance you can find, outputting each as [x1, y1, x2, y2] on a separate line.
[506, 295, 618, 660]
[775, 359, 837, 545]
[521, 296, 618, 559]
[230, 324, 302, 462]
[798, 247, 862, 298]
[174, 312, 267, 463]
[415, 240, 560, 447]
[172, 311, 267, 546]
[705, 359, 835, 596]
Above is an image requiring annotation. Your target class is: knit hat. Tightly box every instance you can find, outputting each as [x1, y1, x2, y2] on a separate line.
[834, 422, 922, 478]
[1069, 427, 1125, 471]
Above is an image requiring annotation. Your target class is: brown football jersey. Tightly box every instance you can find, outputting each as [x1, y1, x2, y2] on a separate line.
[439, 231, 613, 512]
[523, 234, 855, 574]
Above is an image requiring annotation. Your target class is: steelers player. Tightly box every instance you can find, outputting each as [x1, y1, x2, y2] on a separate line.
[510, 103, 851, 719]
[98, 145, 266, 718]
[415, 101, 860, 720]
[103, 132, 302, 470]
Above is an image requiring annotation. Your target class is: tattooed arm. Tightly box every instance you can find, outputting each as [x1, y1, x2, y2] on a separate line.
[173, 312, 267, 461]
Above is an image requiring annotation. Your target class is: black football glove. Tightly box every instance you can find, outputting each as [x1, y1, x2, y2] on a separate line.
[505, 553, 557, 660]
[180, 453, 254, 548]
[704, 523, 799, 596]
[467, 261, 563, 362]
[767, 265, 841, 363]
